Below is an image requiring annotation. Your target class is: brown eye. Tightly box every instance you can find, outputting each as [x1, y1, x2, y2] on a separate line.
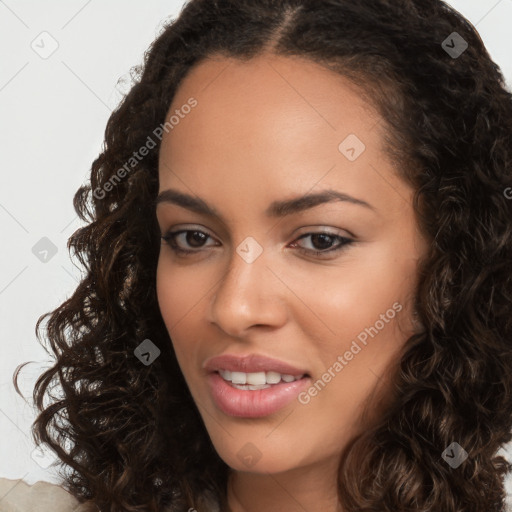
[161, 229, 216, 254]
[161, 228, 354, 259]
[290, 232, 354, 258]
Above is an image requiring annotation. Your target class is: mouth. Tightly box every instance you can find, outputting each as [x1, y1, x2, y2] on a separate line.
[203, 352, 310, 378]
[215, 369, 309, 390]
[203, 355, 311, 417]
[207, 371, 311, 418]
[203, 353, 312, 417]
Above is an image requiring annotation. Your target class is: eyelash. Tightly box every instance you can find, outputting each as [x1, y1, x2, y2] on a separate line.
[160, 228, 354, 259]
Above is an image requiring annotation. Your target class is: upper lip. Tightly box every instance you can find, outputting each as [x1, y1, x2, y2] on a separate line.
[203, 354, 309, 376]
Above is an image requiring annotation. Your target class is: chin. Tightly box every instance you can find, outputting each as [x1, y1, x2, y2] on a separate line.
[206, 432, 305, 474]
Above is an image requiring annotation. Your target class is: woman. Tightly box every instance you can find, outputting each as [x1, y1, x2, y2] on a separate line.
[12, 0, 512, 510]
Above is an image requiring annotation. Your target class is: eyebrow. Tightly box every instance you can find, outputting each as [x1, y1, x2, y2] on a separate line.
[154, 188, 376, 220]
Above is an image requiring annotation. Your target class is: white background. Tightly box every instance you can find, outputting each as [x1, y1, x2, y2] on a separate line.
[1, 0, 512, 498]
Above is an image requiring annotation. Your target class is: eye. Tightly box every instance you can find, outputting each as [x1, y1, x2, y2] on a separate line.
[160, 228, 354, 259]
[289, 231, 353, 258]
[161, 229, 217, 255]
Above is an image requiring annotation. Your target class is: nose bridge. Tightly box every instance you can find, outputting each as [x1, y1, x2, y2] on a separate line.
[208, 237, 285, 334]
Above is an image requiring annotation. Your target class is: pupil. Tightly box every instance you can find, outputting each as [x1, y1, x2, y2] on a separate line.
[312, 234, 333, 250]
[187, 231, 206, 247]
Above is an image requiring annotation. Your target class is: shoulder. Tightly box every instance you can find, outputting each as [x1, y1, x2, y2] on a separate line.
[0, 477, 221, 512]
[0, 477, 96, 512]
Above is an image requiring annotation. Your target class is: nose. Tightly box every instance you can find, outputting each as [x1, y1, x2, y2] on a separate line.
[207, 244, 288, 338]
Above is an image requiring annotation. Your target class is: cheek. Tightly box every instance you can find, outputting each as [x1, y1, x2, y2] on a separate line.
[156, 256, 218, 377]
[156, 256, 206, 329]
[156, 258, 178, 330]
[156, 258, 197, 360]
[316, 253, 413, 333]
[302, 248, 416, 387]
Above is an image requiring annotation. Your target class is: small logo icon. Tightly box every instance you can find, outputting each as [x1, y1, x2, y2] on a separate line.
[32, 237, 58, 263]
[30, 444, 57, 469]
[441, 441, 468, 468]
[338, 134, 366, 161]
[236, 236, 263, 264]
[237, 442, 262, 468]
[442, 32, 468, 59]
[134, 338, 161, 366]
[30, 31, 59, 59]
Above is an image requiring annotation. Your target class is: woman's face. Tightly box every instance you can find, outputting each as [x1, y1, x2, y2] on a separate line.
[156, 53, 427, 475]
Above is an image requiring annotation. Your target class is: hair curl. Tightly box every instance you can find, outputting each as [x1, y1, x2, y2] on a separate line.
[13, 0, 512, 510]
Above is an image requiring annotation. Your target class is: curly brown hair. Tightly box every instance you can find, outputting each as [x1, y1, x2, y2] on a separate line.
[13, 0, 512, 510]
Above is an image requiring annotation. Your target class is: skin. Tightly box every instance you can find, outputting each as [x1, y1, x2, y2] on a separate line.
[156, 53, 428, 512]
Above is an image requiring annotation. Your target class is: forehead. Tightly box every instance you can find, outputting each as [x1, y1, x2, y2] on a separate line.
[164, 52, 380, 147]
[158, 53, 407, 218]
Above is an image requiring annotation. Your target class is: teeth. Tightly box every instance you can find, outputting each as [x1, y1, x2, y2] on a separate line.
[246, 372, 266, 385]
[231, 371, 246, 384]
[219, 369, 232, 381]
[265, 371, 281, 384]
[232, 383, 271, 390]
[218, 370, 305, 386]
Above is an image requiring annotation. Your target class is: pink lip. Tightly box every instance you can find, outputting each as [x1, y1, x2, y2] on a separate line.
[203, 353, 309, 376]
[203, 353, 311, 418]
[207, 372, 311, 418]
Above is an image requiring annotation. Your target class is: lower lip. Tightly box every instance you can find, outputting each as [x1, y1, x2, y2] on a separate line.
[207, 372, 311, 418]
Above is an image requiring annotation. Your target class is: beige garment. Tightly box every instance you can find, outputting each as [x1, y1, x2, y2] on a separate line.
[0, 477, 96, 512]
[0, 477, 221, 512]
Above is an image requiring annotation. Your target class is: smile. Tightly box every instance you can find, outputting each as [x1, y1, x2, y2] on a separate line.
[203, 353, 312, 417]
[207, 372, 311, 418]
[218, 370, 305, 390]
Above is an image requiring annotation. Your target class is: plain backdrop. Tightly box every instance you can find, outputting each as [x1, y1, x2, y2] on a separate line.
[1, 0, 512, 498]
